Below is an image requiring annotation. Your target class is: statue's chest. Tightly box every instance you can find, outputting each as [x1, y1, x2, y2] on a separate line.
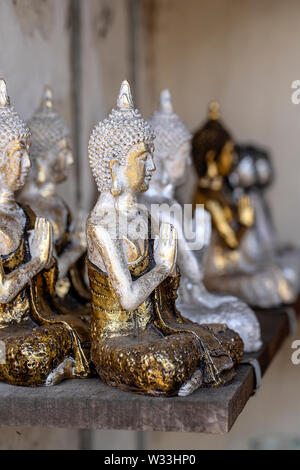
[0, 211, 26, 257]
[122, 237, 146, 264]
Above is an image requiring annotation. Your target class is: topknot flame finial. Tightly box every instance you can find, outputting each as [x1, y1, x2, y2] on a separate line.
[117, 80, 134, 110]
[159, 89, 173, 114]
[41, 86, 53, 110]
[208, 101, 220, 120]
[0, 79, 10, 107]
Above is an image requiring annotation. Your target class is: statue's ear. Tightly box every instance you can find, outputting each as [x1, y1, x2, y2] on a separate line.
[109, 158, 120, 176]
[109, 158, 122, 196]
[36, 156, 47, 184]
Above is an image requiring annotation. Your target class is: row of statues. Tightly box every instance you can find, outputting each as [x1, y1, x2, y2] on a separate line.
[0, 78, 297, 397]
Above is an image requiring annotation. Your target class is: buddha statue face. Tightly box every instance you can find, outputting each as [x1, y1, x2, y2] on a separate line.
[255, 155, 272, 187]
[148, 89, 191, 190]
[230, 145, 272, 190]
[0, 139, 31, 191]
[228, 148, 256, 189]
[163, 140, 190, 186]
[36, 137, 73, 185]
[110, 142, 155, 195]
[192, 103, 236, 191]
[3, 139, 31, 191]
[0, 79, 31, 193]
[27, 86, 72, 187]
[89, 81, 155, 198]
[218, 140, 235, 176]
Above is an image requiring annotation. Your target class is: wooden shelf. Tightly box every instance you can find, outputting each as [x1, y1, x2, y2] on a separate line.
[0, 308, 292, 434]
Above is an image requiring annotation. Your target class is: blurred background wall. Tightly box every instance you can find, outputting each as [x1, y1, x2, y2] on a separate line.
[0, 0, 299, 450]
[137, 0, 300, 246]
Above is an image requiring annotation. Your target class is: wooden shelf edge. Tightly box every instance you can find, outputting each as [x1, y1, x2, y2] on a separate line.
[0, 303, 295, 434]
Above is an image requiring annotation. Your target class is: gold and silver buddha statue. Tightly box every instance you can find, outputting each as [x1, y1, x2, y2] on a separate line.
[0, 79, 90, 386]
[86, 80, 243, 397]
[192, 102, 298, 308]
[19, 87, 90, 309]
[141, 89, 261, 352]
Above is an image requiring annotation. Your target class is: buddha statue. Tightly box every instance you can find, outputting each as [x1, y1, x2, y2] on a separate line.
[231, 144, 300, 291]
[0, 79, 90, 386]
[86, 80, 244, 397]
[192, 102, 298, 308]
[19, 87, 90, 307]
[140, 89, 261, 352]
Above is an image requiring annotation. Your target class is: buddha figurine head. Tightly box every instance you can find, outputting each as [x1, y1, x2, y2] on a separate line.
[228, 145, 257, 190]
[254, 146, 274, 189]
[88, 80, 155, 197]
[192, 101, 235, 191]
[229, 145, 274, 190]
[148, 89, 191, 190]
[0, 79, 31, 193]
[28, 86, 73, 186]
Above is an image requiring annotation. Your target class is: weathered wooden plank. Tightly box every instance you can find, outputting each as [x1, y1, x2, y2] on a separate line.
[0, 308, 290, 434]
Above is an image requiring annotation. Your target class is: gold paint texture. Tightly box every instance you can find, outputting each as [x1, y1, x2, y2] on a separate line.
[0, 205, 90, 386]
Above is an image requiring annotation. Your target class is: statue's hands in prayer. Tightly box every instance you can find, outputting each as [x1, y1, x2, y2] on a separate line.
[238, 195, 254, 228]
[30, 217, 54, 268]
[154, 223, 177, 275]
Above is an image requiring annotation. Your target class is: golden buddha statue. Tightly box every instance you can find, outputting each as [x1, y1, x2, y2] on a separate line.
[192, 102, 297, 308]
[19, 87, 90, 307]
[86, 80, 243, 397]
[0, 79, 89, 386]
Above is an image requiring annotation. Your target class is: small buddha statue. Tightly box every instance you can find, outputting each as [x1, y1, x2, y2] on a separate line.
[231, 144, 300, 291]
[192, 102, 298, 308]
[141, 89, 261, 352]
[0, 79, 89, 386]
[19, 87, 90, 307]
[86, 80, 244, 397]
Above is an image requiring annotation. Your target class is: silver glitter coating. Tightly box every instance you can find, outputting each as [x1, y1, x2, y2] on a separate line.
[0, 79, 30, 151]
[28, 86, 70, 158]
[148, 89, 191, 160]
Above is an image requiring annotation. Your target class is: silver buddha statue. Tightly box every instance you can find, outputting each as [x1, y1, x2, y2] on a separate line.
[231, 144, 300, 292]
[141, 90, 261, 353]
[19, 87, 90, 308]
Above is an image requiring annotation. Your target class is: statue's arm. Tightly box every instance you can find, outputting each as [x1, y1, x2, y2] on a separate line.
[57, 210, 87, 279]
[88, 223, 175, 311]
[57, 243, 85, 279]
[158, 208, 202, 283]
[206, 200, 239, 249]
[0, 257, 48, 303]
[0, 217, 53, 303]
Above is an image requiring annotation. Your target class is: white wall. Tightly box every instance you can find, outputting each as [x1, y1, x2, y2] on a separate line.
[134, 0, 300, 450]
[80, 0, 131, 210]
[0, 0, 75, 208]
